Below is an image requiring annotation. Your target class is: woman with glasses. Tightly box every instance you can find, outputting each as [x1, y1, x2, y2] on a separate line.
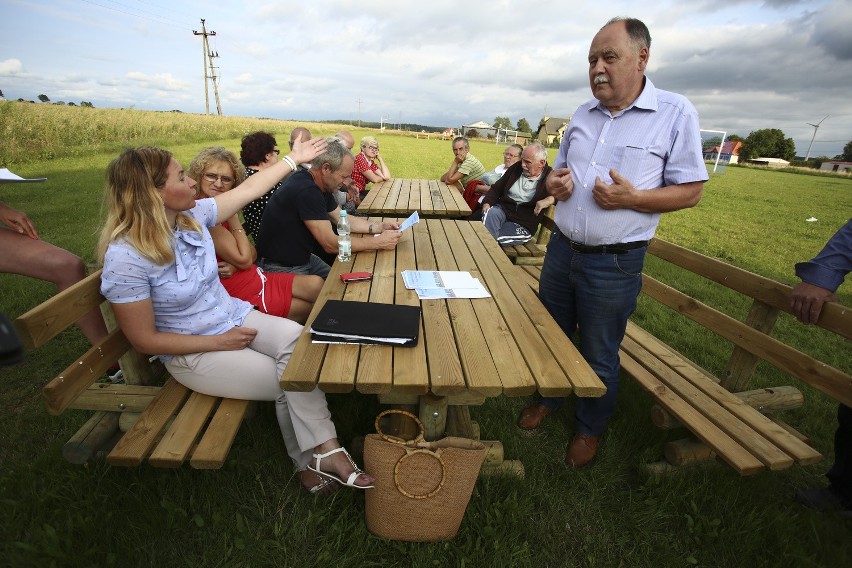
[239, 131, 284, 237]
[351, 135, 391, 201]
[99, 138, 376, 494]
[188, 147, 323, 325]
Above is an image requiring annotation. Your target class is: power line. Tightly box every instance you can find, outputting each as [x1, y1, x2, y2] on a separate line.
[79, 0, 192, 30]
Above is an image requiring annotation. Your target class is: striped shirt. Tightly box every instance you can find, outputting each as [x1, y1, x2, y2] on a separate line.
[553, 78, 708, 246]
[457, 153, 487, 187]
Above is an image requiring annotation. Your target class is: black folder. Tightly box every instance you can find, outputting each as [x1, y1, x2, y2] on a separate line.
[309, 300, 421, 347]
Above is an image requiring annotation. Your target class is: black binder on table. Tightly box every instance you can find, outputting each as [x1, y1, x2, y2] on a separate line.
[309, 300, 421, 347]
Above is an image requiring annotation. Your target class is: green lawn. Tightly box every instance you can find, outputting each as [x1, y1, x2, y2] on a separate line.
[1, 124, 851, 567]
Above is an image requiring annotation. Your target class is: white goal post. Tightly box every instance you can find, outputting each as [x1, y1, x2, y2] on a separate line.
[701, 129, 728, 173]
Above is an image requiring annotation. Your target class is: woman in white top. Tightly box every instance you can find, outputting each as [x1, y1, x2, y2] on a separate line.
[98, 138, 374, 494]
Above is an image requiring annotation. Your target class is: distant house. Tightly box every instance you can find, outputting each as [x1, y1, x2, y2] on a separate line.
[536, 116, 571, 146]
[748, 157, 790, 168]
[462, 121, 497, 139]
[819, 161, 852, 173]
[703, 140, 743, 164]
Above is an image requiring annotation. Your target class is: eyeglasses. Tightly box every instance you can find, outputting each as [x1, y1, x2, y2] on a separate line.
[273, 149, 280, 155]
[504, 152, 520, 158]
[203, 172, 235, 185]
[367, 145, 379, 151]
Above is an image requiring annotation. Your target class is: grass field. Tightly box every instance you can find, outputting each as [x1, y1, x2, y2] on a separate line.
[1, 103, 851, 567]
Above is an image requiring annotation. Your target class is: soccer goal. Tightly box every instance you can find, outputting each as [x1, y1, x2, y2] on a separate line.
[701, 129, 728, 174]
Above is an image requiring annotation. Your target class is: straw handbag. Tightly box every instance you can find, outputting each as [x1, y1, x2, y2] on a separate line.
[364, 409, 486, 542]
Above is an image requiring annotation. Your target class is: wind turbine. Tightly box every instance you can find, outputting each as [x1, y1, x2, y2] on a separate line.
[804, 115, 829, 161]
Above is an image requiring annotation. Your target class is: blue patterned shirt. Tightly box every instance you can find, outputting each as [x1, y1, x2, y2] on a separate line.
[101, 198, 253, 350]
[553, 78, 708, 245]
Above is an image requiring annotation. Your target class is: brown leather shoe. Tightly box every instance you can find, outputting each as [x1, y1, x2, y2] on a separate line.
[517, 403, 552, 430]
[565, 433, 599, 467]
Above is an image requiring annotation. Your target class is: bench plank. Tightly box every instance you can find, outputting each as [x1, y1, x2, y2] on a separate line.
[107, 378, 189, 467]
[641, 275, 852, 407]
[148, 391, 217, 468]
[624, 324, 822, 466]
[15, 269, 104, 349]
[619, 350, 765, 475]
[190, 398, 251, 469]
[42, 328, 131, 415]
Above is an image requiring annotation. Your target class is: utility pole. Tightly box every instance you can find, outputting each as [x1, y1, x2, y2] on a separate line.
[804, 115, 829, 161]
[356, 98, 362, 127]
[193, 19, 222, 116]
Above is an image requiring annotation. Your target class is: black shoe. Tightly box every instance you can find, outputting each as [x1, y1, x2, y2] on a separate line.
[795, 487, 850, 513]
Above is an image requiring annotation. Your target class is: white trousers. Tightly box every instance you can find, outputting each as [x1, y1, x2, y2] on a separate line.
[164, 310, 336, 469]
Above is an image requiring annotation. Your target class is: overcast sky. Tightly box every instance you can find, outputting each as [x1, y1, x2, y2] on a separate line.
[1, 0, 850, 158]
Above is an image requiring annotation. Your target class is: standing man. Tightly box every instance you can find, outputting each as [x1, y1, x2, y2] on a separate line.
[255, 138, 401, 279]
[481, 142, 554, 247]
[440, 136, 486, 192]
[517, 17, 707, 468]
[790, 219, 851, 516]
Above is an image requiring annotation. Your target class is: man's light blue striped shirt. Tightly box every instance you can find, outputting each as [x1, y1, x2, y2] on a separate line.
[553, 78, 708, 245]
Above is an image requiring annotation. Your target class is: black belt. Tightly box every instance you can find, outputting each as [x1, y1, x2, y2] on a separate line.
[568, 239, 648, 254]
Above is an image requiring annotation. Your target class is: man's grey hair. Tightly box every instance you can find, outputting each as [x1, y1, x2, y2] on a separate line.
[453, 136, 470, 149]
[605, 17, 651, 50]
[312, 136, 353, 170]
[526, 141, 548, 162]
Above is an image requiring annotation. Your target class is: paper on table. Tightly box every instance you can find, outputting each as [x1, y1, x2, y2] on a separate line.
[414, 282, 491, 299]
[0, 168, 47, 183]
[398, 211, 419, 231]
[401, 270, 480, 290]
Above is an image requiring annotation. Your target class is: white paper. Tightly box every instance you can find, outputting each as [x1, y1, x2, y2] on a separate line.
[414, 283, 491, 299]
[0, 168, 47, 183]
[398, 211, 420, 232]
[402, 270, 480, 290]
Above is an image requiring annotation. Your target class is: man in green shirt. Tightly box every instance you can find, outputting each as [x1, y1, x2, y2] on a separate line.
[440, 136, 486, 192]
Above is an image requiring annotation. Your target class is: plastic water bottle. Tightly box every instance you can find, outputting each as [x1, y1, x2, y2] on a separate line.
[337, 210, 351, 262]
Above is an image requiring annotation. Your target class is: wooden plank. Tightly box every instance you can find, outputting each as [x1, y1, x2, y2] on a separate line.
[62, 411, 120, 464]
[648, 238, 851, 340]
[42, 327, 131, 415]
[624, 323, 822, 465]
[428, 180, 449, 217]
[641, 274, 852, 407]
[69, 383, 161, 413]
[408, 178, 421, 214]
[442, 180, 472, 216]
[415, 219, 466, 394]
[191, 398, 250, 469]
[722, 299, 780, 392]
[15, 269, 104, 349]
[514, 265, 541, 292]
[461, 222, 584, 397]
[431, 219, 503, 396]
[107, 378, 189, 467]
[619, 351, 765, 475]
[387, 219, 430, 395]
[515, 255, 545, 266]
[621, 335, 794, 470]
[441, 219, 534, 396]
[149, 391, 218, 468]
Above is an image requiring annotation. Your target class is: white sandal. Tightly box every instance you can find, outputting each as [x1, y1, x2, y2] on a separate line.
[307, 447, 374, 490]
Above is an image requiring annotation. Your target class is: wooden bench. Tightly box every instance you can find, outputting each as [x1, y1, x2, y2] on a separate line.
[14, 269, 252, 469]
[516, 238, 851, 475]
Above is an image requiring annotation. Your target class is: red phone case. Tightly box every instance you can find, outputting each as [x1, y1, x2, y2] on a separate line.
[341, 272, 373, 283]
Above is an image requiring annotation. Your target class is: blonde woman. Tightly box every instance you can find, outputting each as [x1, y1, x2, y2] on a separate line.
[188, 147, 323, 325]
[98, 139, 375, 494]
[351, 135, 391, 200]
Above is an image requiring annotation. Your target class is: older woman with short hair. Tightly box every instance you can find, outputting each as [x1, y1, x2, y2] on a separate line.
[351, 135, 391, 201]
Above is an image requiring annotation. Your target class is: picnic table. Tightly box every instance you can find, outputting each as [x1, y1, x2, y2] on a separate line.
[357, 179, 472, 219]
[280, 218, 604, 468]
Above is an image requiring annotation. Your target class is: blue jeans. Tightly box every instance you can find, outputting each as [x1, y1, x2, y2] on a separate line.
[259, 253, 331, 279]
[537, 231, 646, 436]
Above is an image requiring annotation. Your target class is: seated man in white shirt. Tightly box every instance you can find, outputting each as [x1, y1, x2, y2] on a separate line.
[481, 142, 554, 246]
[467, 144, 523, 220]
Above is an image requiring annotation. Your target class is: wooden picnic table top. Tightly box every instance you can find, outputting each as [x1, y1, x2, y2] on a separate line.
[356, 178, 472, 218]
[280, 218, 604, 400]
